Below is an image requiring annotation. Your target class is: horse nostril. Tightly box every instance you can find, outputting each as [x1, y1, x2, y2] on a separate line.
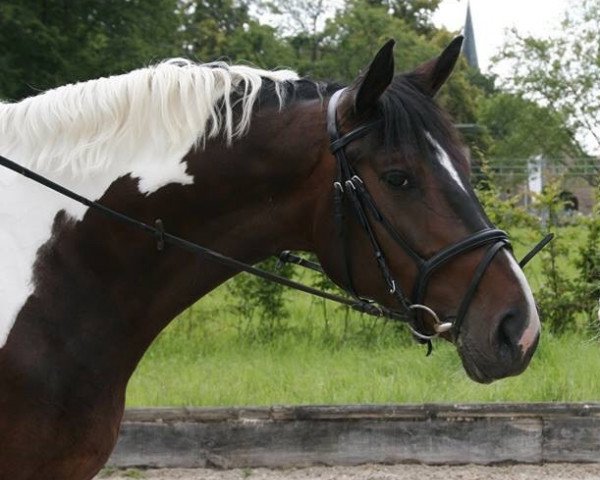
[496, 310, 523, 360]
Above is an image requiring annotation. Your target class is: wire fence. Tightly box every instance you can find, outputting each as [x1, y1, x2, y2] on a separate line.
[471, 158, 600, 180]
[471, 158, 599, 214]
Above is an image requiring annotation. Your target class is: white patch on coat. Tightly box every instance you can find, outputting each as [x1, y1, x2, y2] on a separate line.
[426, 134, 467, 193]
[0, 149, 194, 348]
[0, 60, 299, 348]
[503, 251, 541, 354]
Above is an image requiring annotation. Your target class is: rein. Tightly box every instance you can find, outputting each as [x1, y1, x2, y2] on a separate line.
[0, 90, 553, 354]
[0, 154, 410, 323]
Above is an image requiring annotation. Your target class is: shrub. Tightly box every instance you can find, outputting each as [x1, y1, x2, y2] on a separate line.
[575, 186, 600, 335]
[529, 182, 580, 334]
[226, 258, 293, 343]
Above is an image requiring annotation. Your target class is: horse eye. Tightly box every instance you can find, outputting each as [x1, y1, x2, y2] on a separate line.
[382, 170, 411, 190]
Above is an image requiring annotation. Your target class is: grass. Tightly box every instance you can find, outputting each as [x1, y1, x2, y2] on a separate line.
[125, 222, 599, 407]
[126, 329, 600, 406]
[126, 285, 600, 406]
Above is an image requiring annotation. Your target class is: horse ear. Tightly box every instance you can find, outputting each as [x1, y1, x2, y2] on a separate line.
[351, 39, 395, 115]
[411, 36, 463, 97]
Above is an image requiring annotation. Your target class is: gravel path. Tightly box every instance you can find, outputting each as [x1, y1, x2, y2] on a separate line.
[97, 464, 600, 480]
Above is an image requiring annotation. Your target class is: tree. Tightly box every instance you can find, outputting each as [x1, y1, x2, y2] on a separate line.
[353, 0, 442, 34]
[291, 1, 445, 78]
[279, 0, 487, 156]
[477, 92, 584, 186]
[260, 0, 441, 67]
[258, 0, 333, 63]
[493, 0, 598, 158]
[299, 0, 436, 81]
[0, 0, 183, 100]
[386, 0, 443, 34]
[181, 0, 294, 66]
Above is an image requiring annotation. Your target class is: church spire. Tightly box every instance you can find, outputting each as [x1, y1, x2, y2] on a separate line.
[464, 1, 479, 70]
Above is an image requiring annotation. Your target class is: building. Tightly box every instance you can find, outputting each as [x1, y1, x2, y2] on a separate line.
[463, 2, 479, 70]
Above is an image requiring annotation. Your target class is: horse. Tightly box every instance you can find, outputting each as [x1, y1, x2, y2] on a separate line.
[0, 36, 541, 479]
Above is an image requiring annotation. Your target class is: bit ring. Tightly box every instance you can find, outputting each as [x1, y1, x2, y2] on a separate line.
[408, 304, 453, 337]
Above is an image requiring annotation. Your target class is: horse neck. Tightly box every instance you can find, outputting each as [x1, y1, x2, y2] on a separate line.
[0, 99, 330, 390]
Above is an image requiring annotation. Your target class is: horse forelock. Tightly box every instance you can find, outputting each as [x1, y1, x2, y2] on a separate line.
[376, 75, 463, 162]
[0, 59, 299, 176]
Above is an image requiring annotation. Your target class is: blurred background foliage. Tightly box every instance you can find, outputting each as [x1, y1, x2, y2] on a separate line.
[1, 0, 590, 172]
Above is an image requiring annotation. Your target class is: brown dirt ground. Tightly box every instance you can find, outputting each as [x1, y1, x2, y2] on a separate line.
[97, 463, 600, 480]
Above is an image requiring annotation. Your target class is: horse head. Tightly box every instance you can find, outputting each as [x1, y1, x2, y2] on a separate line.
[312, 38, 540, 383]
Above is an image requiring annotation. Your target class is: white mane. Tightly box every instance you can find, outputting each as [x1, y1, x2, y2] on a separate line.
[0, 59, 299, 176]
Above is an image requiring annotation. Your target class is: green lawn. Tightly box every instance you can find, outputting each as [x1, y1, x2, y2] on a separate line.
[125, 223, 598, 407]
[126, 252, 600, 407]
[127, 327, 600, 406]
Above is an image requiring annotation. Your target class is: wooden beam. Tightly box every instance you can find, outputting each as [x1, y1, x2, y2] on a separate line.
[108, 404, 600, 468]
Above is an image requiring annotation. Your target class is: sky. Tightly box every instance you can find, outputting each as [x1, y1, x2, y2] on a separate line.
[432, 0, 571, 74]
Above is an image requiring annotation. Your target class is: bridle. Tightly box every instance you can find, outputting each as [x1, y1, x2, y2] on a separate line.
[326, 88, 551, 349]
[0, 88, 552, 354]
